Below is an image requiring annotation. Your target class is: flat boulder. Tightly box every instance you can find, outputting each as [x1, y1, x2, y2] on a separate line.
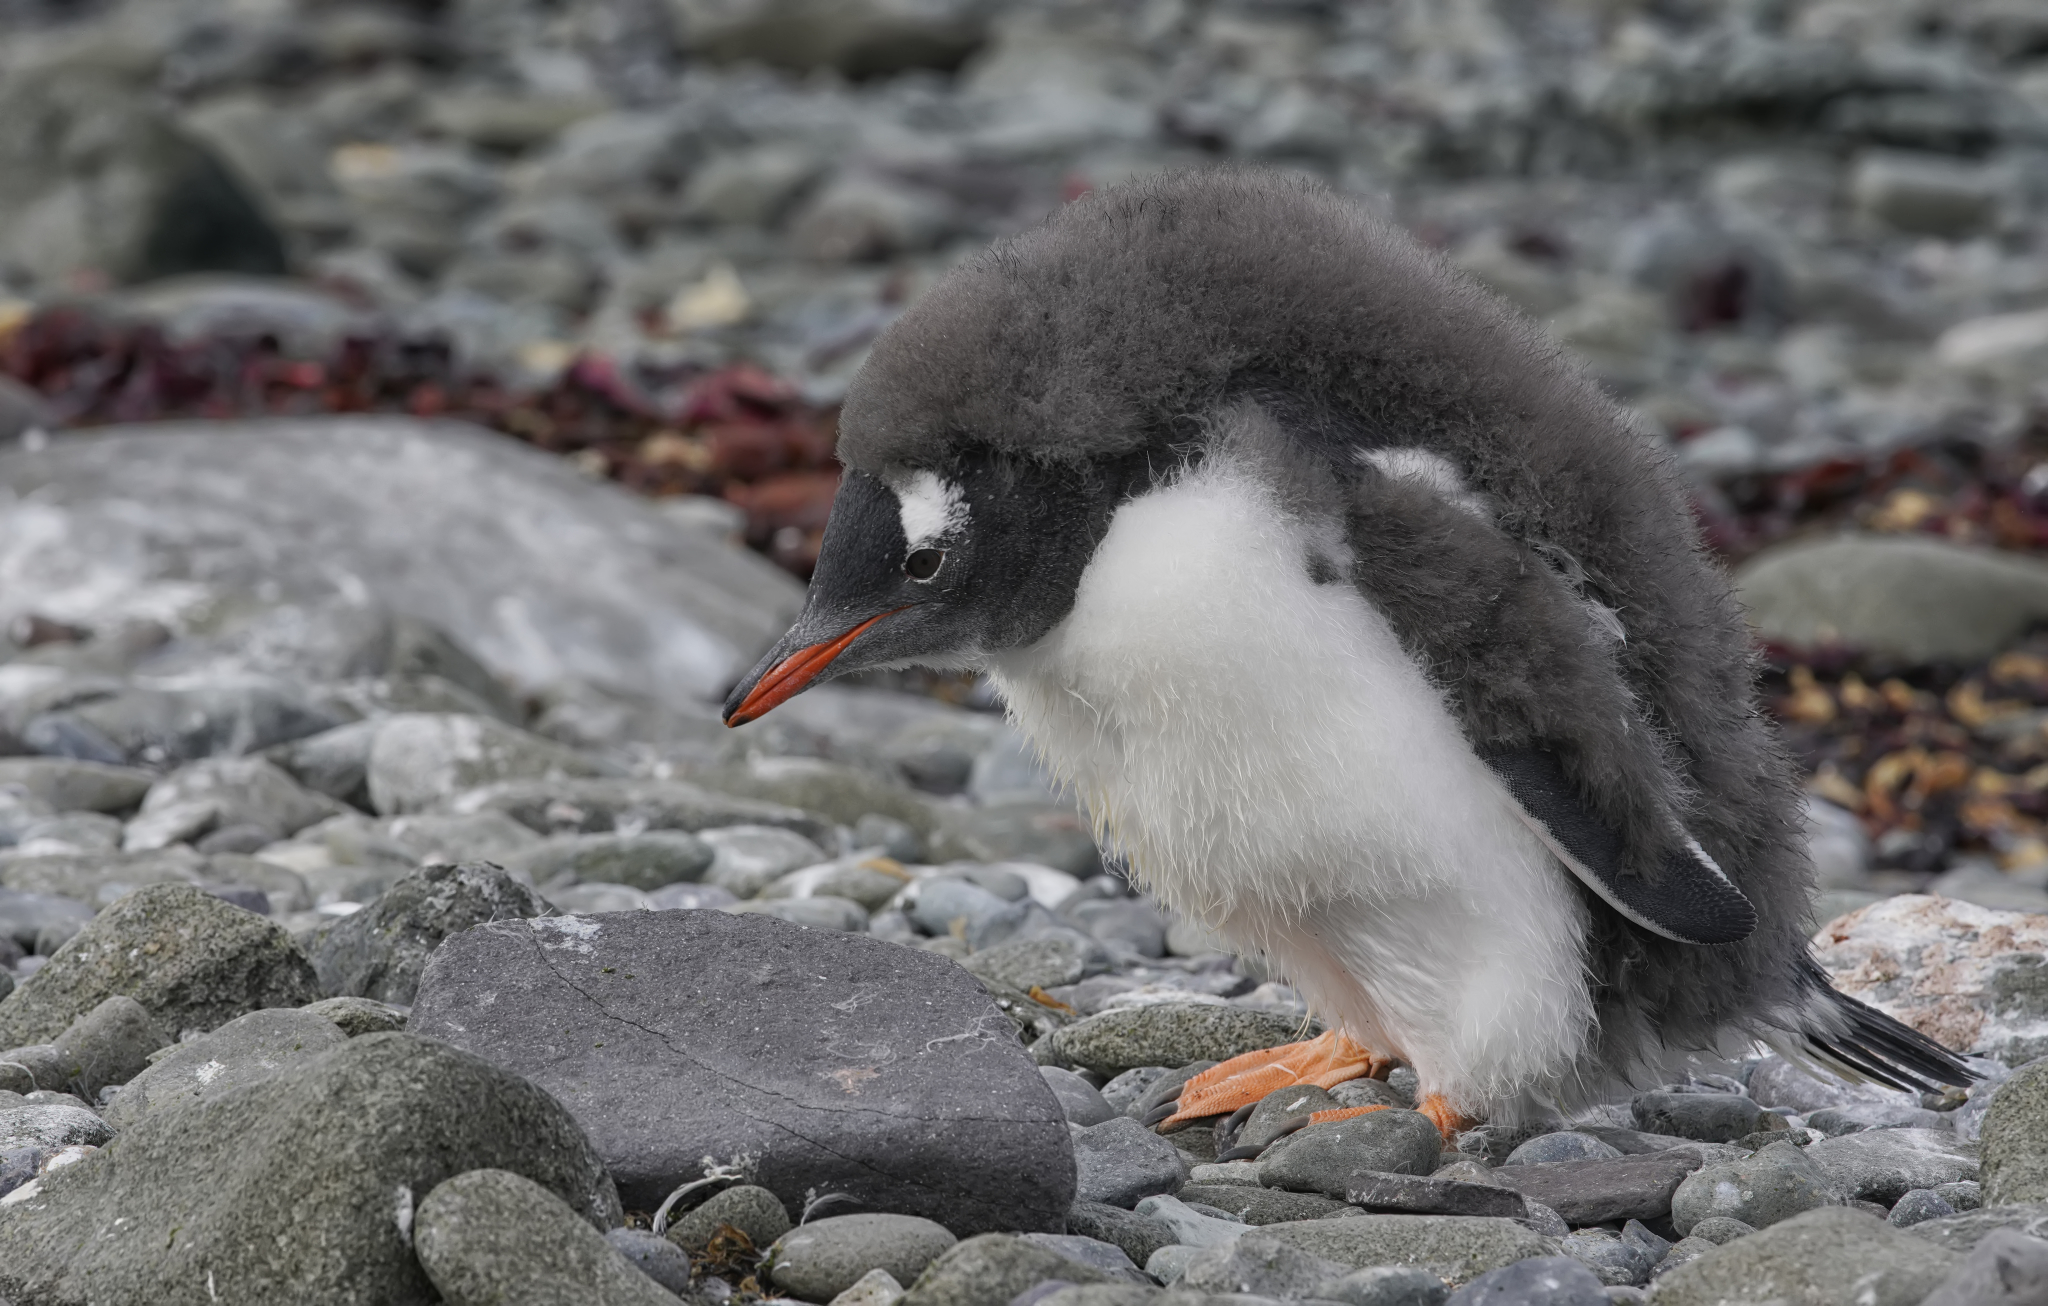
[1259, 1214, 1558, 1287]
[0, 1033, 619, 1305]
[409, 908, 1075, 1234]
[1651, 1205, 1958, 1306]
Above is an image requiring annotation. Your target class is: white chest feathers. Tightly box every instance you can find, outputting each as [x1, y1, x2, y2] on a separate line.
[986, 460, 1595, 1105]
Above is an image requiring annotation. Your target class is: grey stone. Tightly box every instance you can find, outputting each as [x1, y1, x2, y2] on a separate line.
[679, 144, 825, 226]
[1986, 1061, 2048, 1205]
[965, 936, 1100, 993]
[1176, 1182, 1354, 1224]
[309, 861, 545, 1005]
[759, 856, 913, 913]
[410, 909, 1073, 1233]
[1324, 1264, 1452, 1306]
[0, 891, 93, 953]
[768, 1214, 958, 1301]
[1649, 1206, 1958, 1306]
[266, 721, 379, 807]
[1259, 1112, 1447, 1194]
[1347, 1170, 1530, 1219]
[0, 884, 318, 1046]
[0, 848, 211, 910]
[1734, 535, 2048, 665]
[45, 996, 167, 1100]
[1014, 1234, 1145, 1283]
[1101, 1067, 1172, 1117]
[472, 780, 829, 844]
[25, 678, 344, 769]
[1187, 1161, 1263, 1186]
[0, 69, 285, 290]
[1908, 1204, 2048, 1255]
[1891, 1187, 1959, 1226]
[1490, 1150, 1710, 1227]
[1939, 1181, 1985, 1211]
[700, 824, 833, 897]
[0, 1103, 112, 1153]
[1047, 1004, 1311, 1079]
[0, 419, 802, 705]
[1806, 1102, 1952, 1135]
[1851, 151, 2003, 237]
[1652, 1235, 1716, 1277]
[726, 894, 870, 931]
[1177, 1228, 1352, 1297]
[1072, 1115, 1187, 1207]
[1063, 899, 1167, 959]
[897, 1233, 1110, 1306]
[1443, 1256, 1605, 1305]
[504, 832, 714, 892]
[1260, 1215, 1559, 1287]
[1504, 1133, 1625, 1166]
[103, 1006, 349, 1128]
[548, 883, 655, 914]
[603, 1227, 697, 1295]
[908, 876, 1014, 938]
[673, 0, 989, 79]
[300, 995, 409, 1036]
[1131, 1193, 1249, 1247]
[1808, 1128, 1978, 1205]
[0, 1034, 618, 1303]
[1042, 1066, 1117, 1126]
[1557, 1227, 1656, 1287]
[1630, 1092, 1769, 1143]
[1685, 1217, 1755, 1245]
[0, 761, 153, 815]
[705, 757, 935, 839]
[414, 1168, 673, 1306]
[1670, 1141, 1842, 1233]
[1920, 1227, 2048, 1306]
[929, 804, 1100, 878]
[131, 757, 344, 851]
[852, 814, 923, 863]
[367, 713, 599, 816]
[382, 810, 542, 868]
[647, 883, 737, 912]
[1065, 1200, 1179, 1270]
[1238, 1083, 1343, 1152]
[665, 1183, 792, 1254]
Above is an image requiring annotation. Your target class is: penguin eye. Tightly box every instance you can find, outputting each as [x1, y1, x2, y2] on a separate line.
[905, 548, 946, 581]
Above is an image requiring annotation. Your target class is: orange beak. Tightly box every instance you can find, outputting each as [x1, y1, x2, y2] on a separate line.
[725, 608, 905, 726]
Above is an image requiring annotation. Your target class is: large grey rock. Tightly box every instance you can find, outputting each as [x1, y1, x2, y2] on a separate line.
[1807, 1128, 1978, 1205]
[1985, 1060, 2048, 1205]
[897, 1233, 1110, 1306]
[1735, 535, 2048, 664]
[767, 1213, 958, 1300]
[0, 884, 318, 1046]
[1071, 1116, 1186, 1207]
[308, 861, 546, 1004]
[1258, 1112, 1445, 1193]
[409, 908, 1074, 1233]
[0, 1034, 618, 1305]
[1920, 1228, 2048, 1306]
[414, 1168, 676, 1306]
[1670, 1141, 1842, 1233]
[1649, 1206, 1959, 1306]
[0, 68, 285, 289]
[1260, 1215, 1559, 1287]
[102, 1006, 348, 1128]
[1813, 895, 2048, 1066]
[1045, 1003, 1310, 1078]
[0, 419, 802, 703]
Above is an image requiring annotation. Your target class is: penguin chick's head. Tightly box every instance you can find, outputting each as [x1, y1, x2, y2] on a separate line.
[721, 453, 1134, 725]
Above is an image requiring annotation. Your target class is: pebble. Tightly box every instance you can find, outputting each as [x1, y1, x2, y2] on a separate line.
[1669, 1140, 1842, 1233]
[1237, 1083, 1344, 1153]
[1346, 1170, 1530, 1219]
[1041, 1066, 1116, 1126]
[1984, 1060, 2048, 1205]
[1175, 1182, 1354, 1224]
[1260, 1215, 1559, 1287]
[1100, 1066, 1173, 1117]
[665, 1183, 792, 1254]
[1043, 1004, 1309, 1079]
[309, 860, 546, 1005]
[413, 1168, 673, 1306]
[1650, 1206, 1957, 1306]
[1442, 1255, 1607, 1305]
[894, 1233, 1109, 1306]
[1806, 1128, 1979, 1205]
[1258, 1111, 1446, 1193]
[699, 826, 834, 898]
[0, 883, 319, 1047]
[1504, 1132, 1624, 1166]
[1479, 1150, 1707, 1227]
[1176, 1228, 1352, 1297]
[1629, 1091, 1771, 1143]
[767, 1213, 958, 1301]
[828, 1267, 907, 1306]
[603, 1228, 696, 1294]
[1131, 1193, 1248, 1248]
[1063, 1200, 1179, 1270]
[1892, 1187, 1960, 1226]
[410, 908, 1073, 1232]
[1328, 1264, 1454, 1306]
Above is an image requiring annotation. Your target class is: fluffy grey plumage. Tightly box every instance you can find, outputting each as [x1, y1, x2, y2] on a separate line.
[738, 167, 1967, 1104]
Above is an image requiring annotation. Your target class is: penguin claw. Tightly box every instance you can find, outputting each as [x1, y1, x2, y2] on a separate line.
[1141, 1101, 1178, 1128]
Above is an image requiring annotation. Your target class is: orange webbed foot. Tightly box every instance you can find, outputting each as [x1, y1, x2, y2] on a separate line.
[1417, 1092, 1478, 1142]
[1152, 1030, 1393, 1131]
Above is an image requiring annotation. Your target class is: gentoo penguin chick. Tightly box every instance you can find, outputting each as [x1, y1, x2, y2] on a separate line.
[724, 170, 1971, 1138]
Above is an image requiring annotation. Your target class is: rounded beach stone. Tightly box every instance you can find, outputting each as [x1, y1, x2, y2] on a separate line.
[414, 1168, 674, 1306]
[1258, 1110, 1445, 1193]
[1504, 1132, 1624, 1166]
[767, 1212, 957, 1300]
[667, 1183, 793, 1254]
[1669, 1141, 1841, 1234]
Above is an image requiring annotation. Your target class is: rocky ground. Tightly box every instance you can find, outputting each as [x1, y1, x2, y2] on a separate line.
[4, 0, 2048, 1301]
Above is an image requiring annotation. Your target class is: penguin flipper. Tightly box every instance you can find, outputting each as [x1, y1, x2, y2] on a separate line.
[1482, 748, 1758, 946]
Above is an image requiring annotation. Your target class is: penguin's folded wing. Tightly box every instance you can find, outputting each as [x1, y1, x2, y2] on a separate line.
[1482, 749, 1758, 946]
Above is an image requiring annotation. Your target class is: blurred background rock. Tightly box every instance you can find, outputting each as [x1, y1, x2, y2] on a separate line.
[5, 0, 2048, 913]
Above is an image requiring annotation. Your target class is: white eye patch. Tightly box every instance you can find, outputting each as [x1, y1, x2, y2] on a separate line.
[893, 470, 968, 547]
[1357, 447, 1492, 520]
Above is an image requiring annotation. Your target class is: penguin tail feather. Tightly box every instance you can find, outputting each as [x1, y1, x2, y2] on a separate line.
[1769, 957, 1976, 1093]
